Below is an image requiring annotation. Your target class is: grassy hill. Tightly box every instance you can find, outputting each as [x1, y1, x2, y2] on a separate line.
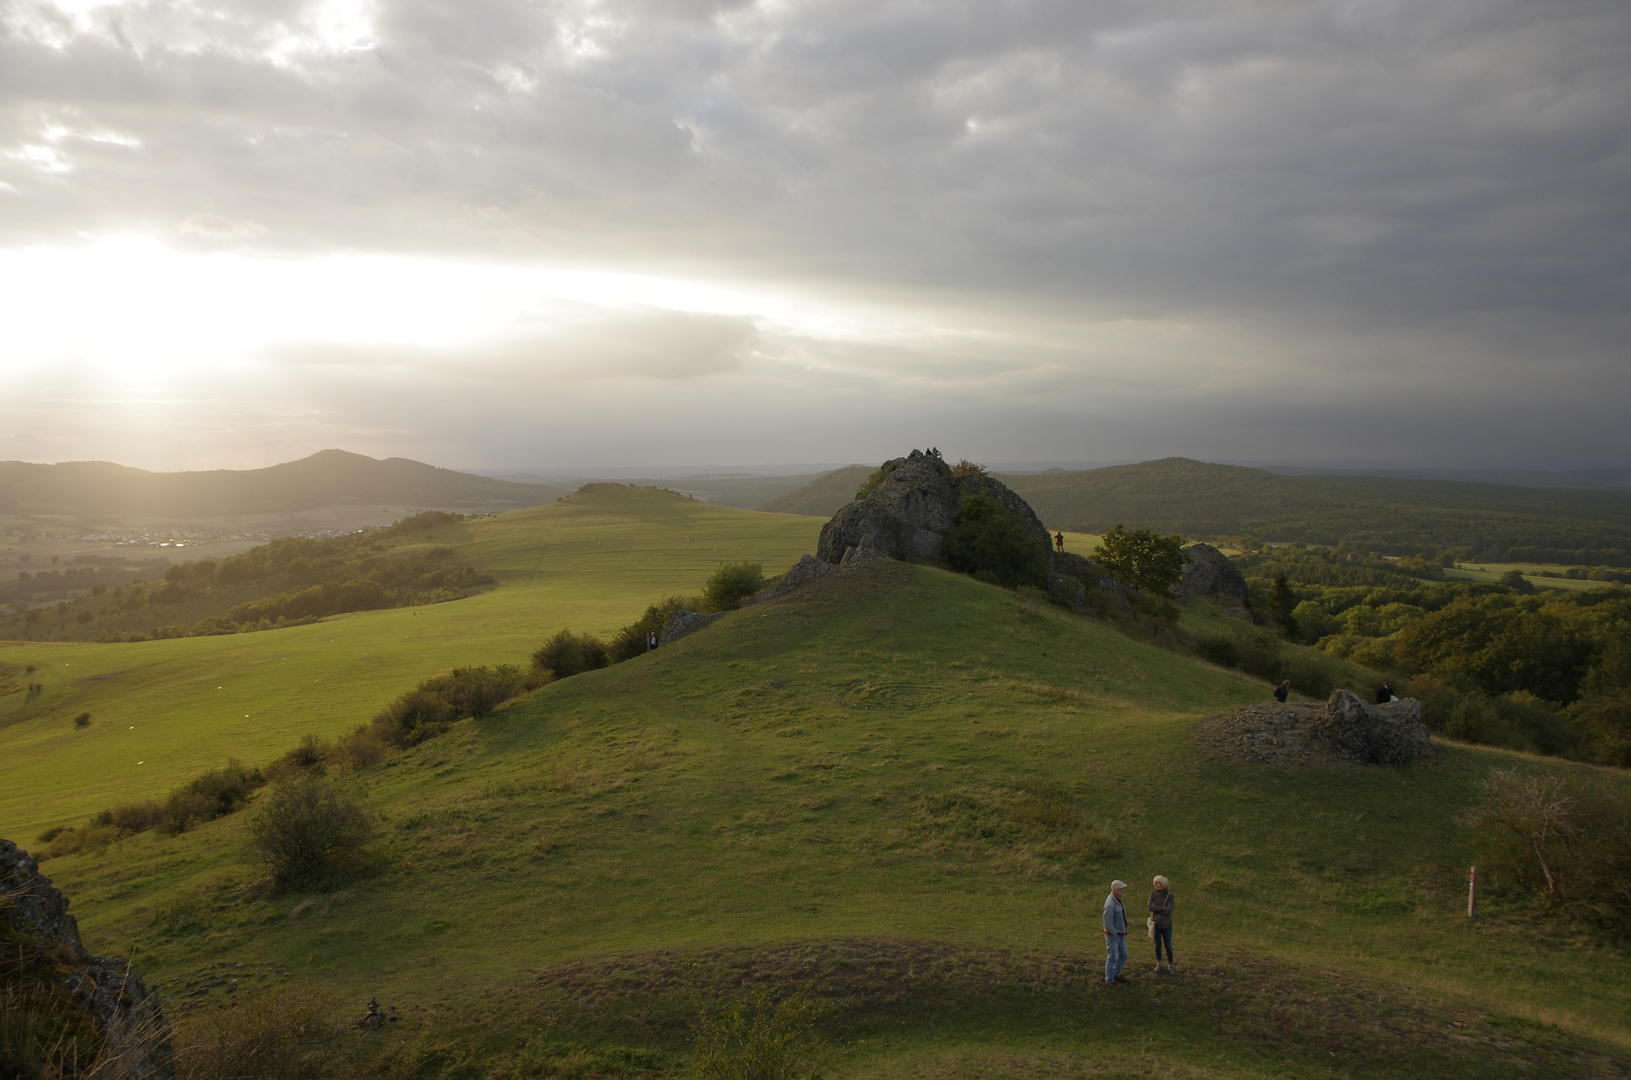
[758, 465, 875, 517]
[15, 535, 1630, 1076]
[0, 486, 824, 837]
[996, 459, 1631, 562]
[0, 449, 567, 522]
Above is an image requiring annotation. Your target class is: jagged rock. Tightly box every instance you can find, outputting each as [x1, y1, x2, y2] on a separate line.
[1311, 689, 1433, 766]
[1179, 542, 1249, 605]
[659, 608, 724, 646]
[815, 450, 1052, 567]
[1200, 689, 1432, 767]
[1, 839, 174, 1078]
[743, 554, 832, 607]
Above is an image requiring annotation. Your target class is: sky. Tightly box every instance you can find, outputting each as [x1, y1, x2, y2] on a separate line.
[1, 0, 1628, 473]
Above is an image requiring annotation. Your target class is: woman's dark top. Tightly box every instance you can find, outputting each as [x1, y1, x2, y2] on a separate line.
[1148, 889, 1175, 930]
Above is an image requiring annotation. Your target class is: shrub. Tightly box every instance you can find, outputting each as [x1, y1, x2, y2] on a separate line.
[1461, 767, 1631, 935]
[421, 664, 531, 718]
[942, 493, 1047, 589]
[100, 801, 167, 834]
[698, 563, 765, 613]
[247, 777, 375, 891]
[950, 459, 987, 479]
[369, 688, 462, 748]
[854, 463, 893, 501]
[72, 712, 91, 728]
[532, 629, 610, 679]
[692, 986, 834, 1080]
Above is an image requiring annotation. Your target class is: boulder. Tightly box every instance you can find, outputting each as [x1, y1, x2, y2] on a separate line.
[1310, 689, 1433, 766]
[658, 608, 724, 646]
[1179, 542, 1249, 605]
[1, 838, 174, 1078]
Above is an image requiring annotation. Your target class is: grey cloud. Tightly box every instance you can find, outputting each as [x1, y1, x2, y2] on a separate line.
[1, 0, 1628, 467]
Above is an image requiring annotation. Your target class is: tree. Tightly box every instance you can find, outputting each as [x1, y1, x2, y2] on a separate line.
[1094, 523, 1185, 595]
[699, 562, 765, 612]
[942, 493, 1047, 588]
[1270, 571, 1298, 636]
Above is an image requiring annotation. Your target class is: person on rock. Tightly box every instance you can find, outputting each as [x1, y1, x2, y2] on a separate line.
[1102, 879, 1130, 985]
[1273, 679, 1291, 703]
[1054, 531, 1065, 552]
[1149, 875, 1176, 975]
[1375, 682, 1393, 705]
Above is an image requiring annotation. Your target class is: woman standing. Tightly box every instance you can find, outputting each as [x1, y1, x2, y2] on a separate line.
[1149, 875, 1176, 974]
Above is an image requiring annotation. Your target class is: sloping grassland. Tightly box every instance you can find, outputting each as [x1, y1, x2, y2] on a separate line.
[37, 559, 1631, 1078]
[0, 487, 823, 836]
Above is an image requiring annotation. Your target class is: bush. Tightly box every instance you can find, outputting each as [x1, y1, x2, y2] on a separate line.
[942, 493, 1047, 589]
[609, 596, 687, 662]
[72, 712, 91, 728]
[532, 629, 610, 679]
[370, 688, 462, 748]
[692, 987, 834, 1080]
[422, 664, 532, 718]
[1461, 767, 1631, 936]
[247, 777, 375, 891]
[698, 563, 765, 613]
[854, 463, 894, 501]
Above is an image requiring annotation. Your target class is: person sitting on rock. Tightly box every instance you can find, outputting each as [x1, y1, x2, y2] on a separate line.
[1273, 679, 1291, 703]
[1375, 682, 1393, 705]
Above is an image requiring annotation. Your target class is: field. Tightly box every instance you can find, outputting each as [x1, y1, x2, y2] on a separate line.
[0, 486, 823, 838]
[7, 488, 1630, 1078]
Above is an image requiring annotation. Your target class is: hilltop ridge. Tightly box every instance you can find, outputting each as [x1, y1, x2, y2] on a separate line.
[0, 450, 567, 523]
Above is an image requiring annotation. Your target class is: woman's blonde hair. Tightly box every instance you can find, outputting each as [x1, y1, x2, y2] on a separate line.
[1154, 875, 1169, 888]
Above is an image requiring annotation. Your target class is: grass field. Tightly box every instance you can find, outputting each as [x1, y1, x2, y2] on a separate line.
[1445, 562, 1622, 592]
[27, 546, 1631, 1078]
[8, 489, 1629, 1077]
[0, 486, 823, 838]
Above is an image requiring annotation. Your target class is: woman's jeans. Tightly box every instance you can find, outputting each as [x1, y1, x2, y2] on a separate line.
[1105, 933, 1128, 981]
[1154, 926, 1173, 964]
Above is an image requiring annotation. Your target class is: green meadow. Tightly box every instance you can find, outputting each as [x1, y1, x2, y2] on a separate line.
[6, 487, 1629, 1077]
[0, 487, 822, 838]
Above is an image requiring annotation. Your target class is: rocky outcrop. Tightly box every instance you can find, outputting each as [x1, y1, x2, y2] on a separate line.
[1, 838, 174, 1078]
[1199, 689, 1432, 767]
[815, 450, 1053, 568]
[743, 555, 832, 607]
[659, 608, 724, 646]
[1310, 689, 1433, 766]
[1179, 542, 1249, 606]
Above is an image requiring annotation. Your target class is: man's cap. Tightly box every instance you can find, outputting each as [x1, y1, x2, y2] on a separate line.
[1111, 880, 1127, 890]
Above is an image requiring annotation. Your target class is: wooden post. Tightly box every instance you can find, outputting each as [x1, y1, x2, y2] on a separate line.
[1468, 865, 1478, 917]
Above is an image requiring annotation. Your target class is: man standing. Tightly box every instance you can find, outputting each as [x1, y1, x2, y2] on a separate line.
[1055, 531, 1065, 552]
[1102, 879, 1129, 985]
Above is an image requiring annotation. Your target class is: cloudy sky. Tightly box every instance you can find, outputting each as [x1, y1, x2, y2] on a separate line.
[2, 0, 1627, 472]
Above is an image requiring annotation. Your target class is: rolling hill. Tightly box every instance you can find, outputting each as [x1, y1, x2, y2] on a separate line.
[26, 551, 1631, 1078]
[0, 449, 568, 522]
[759, 457, 1631, 562]
[756, 464, 874, 517]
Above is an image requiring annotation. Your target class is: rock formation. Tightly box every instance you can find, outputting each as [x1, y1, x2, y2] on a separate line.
[742, 554, 831, 607]
[658, 608, 724, 646]
[1310, 689, 1433, 766]
[813, 450, 1114, 611]
[1178, 542, 1250, 607]
[1, 838, 174, 1078]
[1199, 689, 1432, 767]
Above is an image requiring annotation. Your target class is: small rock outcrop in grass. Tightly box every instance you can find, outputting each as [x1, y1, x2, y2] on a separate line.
[1, 838, 174, 1078]
[1200, 689, 1433, 767]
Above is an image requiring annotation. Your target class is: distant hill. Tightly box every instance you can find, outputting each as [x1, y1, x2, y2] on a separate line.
[998, 457, 1631, 562]
[756, 465, 875, 516]
[0, 450, 568, 522]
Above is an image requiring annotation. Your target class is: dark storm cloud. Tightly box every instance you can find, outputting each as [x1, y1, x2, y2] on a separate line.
[1, 0, 1628, 468]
